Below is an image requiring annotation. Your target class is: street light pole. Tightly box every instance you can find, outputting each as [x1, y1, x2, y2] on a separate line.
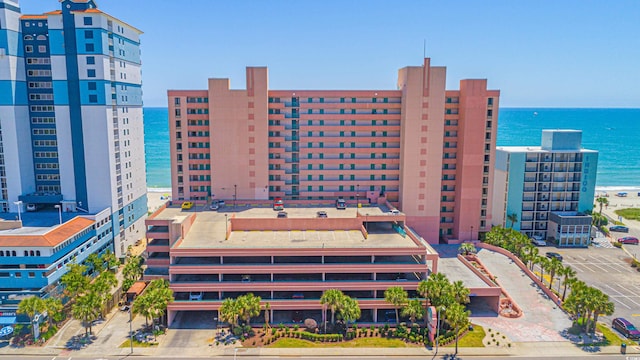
[129, 308, 133, 354]
[356, 184, 360, 207]
[365, 213, 369, 233]
[234, 347, 238, 360]
[234, 184, 237, 208]
[435, 306, 445, 356]
[54, 204, 62, 224]
[13, 201, 22, 221]
[470, 225, 474, 241]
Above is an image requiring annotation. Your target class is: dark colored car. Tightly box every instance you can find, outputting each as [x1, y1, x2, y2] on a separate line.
[317, 211, 328, 218]
[610, 225, 630, 233]
[618, 236, 639, 245]
[277, 211, 288, 218]
[612, 318, 640, 339]
[545, 252, 563, 261]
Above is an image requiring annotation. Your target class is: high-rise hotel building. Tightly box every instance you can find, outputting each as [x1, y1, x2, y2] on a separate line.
[168, 59, 499, 243]
[0, 0, 147, 257]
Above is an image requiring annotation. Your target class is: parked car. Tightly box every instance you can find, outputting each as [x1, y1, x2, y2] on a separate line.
[335, 198, 347, 209]
[241, 275, 251, 282]
[277, 211, 288, 218]
[612, 318, 640, 339]
[189, 292, 203, 301]
[531, 238, 546, 246]
[209, 202, 219, 210]
[181, 201, 194, 210]
[317, 211, 328, 218]
[545, 252, 563, 261]
[26, 203, 38, 212]
[618, 236, 639, 245]
[609, 225, 630, 233]
[292, 293, 305, 299]
[389, 209, 400, 215]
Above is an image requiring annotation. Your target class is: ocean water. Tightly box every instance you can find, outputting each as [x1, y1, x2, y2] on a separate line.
[143, 107, 640, 189]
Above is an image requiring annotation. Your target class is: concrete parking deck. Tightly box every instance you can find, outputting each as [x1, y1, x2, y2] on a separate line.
[432, 245, 491, 289]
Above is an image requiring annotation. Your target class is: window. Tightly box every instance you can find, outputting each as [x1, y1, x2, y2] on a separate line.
[25, 45, 33, 53]
[86, 56, 95, 65]
[28, 272, 35, 278]
[87, 69, 96, 78]
[38, 45, 47, 53]
[89, 94, 98, 103]
[88, 82, 97, 90]
[84, 30, 94, 39]
[488, 98, 493, 106]
[84, 17, 93, 25]
[85, 43, 94, 52]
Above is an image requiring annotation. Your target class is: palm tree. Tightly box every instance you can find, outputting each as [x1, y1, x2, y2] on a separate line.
[132, 292, 154, 328]
[219, 298, 241, 331]
[384, 286, 408, 324]
[320, 289, 345, 325]
[422, 272, 452, 308]
[536, 256, 549, 284]
[101, 250, 120, 272]
[547, 258, 563, 290]
[238, 293, 261, 327]
[60, 263, 89, 297]
[458, 243, 476, 256]
[522, 245, 539, 271]
[72, 292, 101, 336]
[445, 302, 470, 356]
[145, 279, 174, 326]
[507, 213, 518, 229]
[560, 266, 576, 301]
[592, 293, 614, 326]
[451, 280, 470, 305]
[263, 302, 271, 329]
[595, 197, 609, 226]
[85, 253, 103, 274]
[44, 297, 64, 326]
[122, 255, 144, 291]
[17, 296, 46, 337]
[401, 299, 425, 327]
[339, 296, 361, 324]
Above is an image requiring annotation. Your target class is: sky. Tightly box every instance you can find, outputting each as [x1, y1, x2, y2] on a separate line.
[19, 0, 640, 108]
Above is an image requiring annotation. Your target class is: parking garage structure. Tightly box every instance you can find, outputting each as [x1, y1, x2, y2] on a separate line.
[144, 202, 443, 325]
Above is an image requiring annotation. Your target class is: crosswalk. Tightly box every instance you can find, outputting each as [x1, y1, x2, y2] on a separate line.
[591, 236, 615, 248]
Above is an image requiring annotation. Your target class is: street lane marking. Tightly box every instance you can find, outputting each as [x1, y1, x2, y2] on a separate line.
[603, 284, 640, 308]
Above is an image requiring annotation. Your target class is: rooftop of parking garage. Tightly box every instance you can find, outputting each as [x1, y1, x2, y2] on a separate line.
[431, 245, 492, 289]
[153, 205, 417, 250]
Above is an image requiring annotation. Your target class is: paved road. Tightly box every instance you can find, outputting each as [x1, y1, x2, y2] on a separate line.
[0, 354, 633, 359]
[472, 249, 572, 342]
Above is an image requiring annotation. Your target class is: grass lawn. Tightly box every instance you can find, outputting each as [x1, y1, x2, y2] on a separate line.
[615, 208, 640, 221]
[593, 323, 636, 347]
[119, 338, 158, 348]
[269, 337, 414, 348]
[444, 324, 486, 347]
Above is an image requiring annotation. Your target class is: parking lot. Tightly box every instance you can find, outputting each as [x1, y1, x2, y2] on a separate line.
[546, 246, 640, 329]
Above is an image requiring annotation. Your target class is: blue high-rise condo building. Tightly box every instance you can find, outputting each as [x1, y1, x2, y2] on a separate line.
[492, 130, 598, 247]
[0, 0, 147, 258]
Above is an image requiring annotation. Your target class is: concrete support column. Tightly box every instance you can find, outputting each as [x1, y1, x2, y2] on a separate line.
[373, 272, 376, 281]
[371, 255, 375, 264]
[322, 255, 324, 264]
[373, 309, 378, 322]
[322, 273, 325, 281]
[271, 256, 274, 264]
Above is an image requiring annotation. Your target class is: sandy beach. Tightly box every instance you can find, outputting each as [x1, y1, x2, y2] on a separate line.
[595, 188, 640, 227]
[147, 189, 171, 213]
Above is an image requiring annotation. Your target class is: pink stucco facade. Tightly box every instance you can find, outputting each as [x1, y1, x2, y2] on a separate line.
[167, 58, 499, 243]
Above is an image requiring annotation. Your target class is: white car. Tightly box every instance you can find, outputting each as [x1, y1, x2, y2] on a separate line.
[26, 203, 37, 212]
[189, 292, 203, 301]
[531, 237, 546, 246]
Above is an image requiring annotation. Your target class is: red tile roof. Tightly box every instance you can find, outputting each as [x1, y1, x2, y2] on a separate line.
[0, 217, 95, 247]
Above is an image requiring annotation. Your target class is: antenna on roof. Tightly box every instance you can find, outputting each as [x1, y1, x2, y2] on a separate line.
[423, 39, 426, 58]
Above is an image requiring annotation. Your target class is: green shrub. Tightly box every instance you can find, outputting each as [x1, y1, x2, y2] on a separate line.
[293, 324, 299, 331]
